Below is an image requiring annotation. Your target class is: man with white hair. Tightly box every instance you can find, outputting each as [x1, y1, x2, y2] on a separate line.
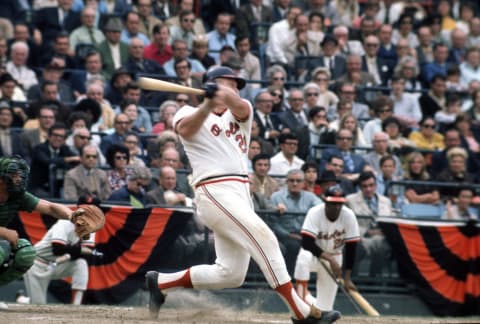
[69, 6, 105, 51]
[5, 41, 38, 92]
[333, 25, 364, 56]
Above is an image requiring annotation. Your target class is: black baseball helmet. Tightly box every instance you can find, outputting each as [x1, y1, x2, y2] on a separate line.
[204, 66, 246, 90]
[324, 184, 347, 203]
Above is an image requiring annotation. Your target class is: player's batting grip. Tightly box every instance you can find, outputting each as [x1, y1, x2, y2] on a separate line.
[319, 261, 380, 316]
[138, 77, 206, 96]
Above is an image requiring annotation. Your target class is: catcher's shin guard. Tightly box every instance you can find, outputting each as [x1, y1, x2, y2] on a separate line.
[145, 271, 166, 319]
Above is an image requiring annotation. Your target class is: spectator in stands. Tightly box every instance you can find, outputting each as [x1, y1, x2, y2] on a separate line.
[123, 132, 146, 167]
[235, 0, 272, 44]
[278, 89, 310, 159]
[146, 165, 192, 206]
[265, 65, 288, 102]
[100, 113, 130, 155]
[266, 6, 301, 68]
[28, 123, 79, 198]
[447, 28, 467, 66]
[377, 24, 397, 63]
[84, 81, 115, 131]
[136, 0, 162, 39]
[302, 83, 321, 112]
[189, 35, 215, 71]
[152, 100, 178, 135]
[364, 132, 403, 177]
[5, 41, 38, 93]
[175, 93, 190, 108]
[121, 11, 149, 46]
[435, 94, 462, 131]
[34, 0, 81, 52]
[319, 128, 367, 182]
[119, 100, 143, 133]
[250, 120, 275, 156]
[66, 126, 105, 165]
[328, 83, 369, 122]
[96, 17, 129, 80]
[105, 67, 133, 106]
[408, 116, 445, 151]
[437, 147, 476, 200]
[157, 146, 193, 198]
[105, 144, 130, 192]
[163, 39, 206, 77]
[310, 67, 338, 109]
[419, 74, 447, 118]
[393, 56, 422, 95]
[248, 173, 274, 212]
[251, 153, 279, 199]
[443, 187, 478, 220]
[392, 13, 419, 49]
[69, 6, 105, 52]
[166, 0, 206, 36]
[253, 90, 282, 148]
[174, 58, 201, 106]
[27, 59, 74, 103]
[376, 154, 404, 208]
[0, 73, 27, 125]
[421, 43, 452, 85]
[467, 17, 480, 48]
[269, 133, 305, 177]
[170, 10, 197, 50]
[247, 137, 262, 172]
[271, 0, 290, 23]
[270, 169, 322, 273]
[455, 113, 480, 154]
[20, 105, 56, 160]
[108, 164, 152, 207]
[332, 25, 364, 56]
[206, 12, 236, 64]
[235, 37, 261, 89]
[390, 77, 421, 131]
[382, 116, 416, 155]
[337, 54, 376, 100]
[70, 51, 105, 96]
[403, 151, 440, 205]
[124, 38, 165, 77]
[324, 155, 355, 195]
[363, 96, 394, 145]
[415, 26, 434, 66]
[361, 34, 393, 86]
[0, 101, 26, 158]
[119, 82, 153, 133]
[144, 23, 172, 66]
[346, 171, 394, 277]
[301, 161, 321, 197]
[307, 35, 346, 82]
[8, 23, 40, 69]
[307, 106, 333, 150]
[41, 33, 77, 70]
[63, 144, 111, 201]
[336, 113, 368, 149]
[459, 47, 480, 88]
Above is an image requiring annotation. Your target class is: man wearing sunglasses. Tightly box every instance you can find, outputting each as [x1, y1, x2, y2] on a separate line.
[64, 144, 111, 202]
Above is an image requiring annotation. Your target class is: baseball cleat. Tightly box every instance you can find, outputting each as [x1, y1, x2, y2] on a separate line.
[145, 271, 166, 319]
[291, 310, 341, 324]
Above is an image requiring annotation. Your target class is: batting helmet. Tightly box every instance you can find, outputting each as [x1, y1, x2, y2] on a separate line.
[204, 66, 246, 90]
[324, 185, 347, 203]
[0, 157, 30, 193]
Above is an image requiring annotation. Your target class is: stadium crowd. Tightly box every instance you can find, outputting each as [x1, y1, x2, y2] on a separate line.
[0, 0, 479, 279]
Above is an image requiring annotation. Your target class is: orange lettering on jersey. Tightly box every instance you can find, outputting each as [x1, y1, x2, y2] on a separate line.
[225, 122, 240, 137]
[236, 134, 247, 153]
[317, 229, 347, 249]
[211, 124, 221, 136]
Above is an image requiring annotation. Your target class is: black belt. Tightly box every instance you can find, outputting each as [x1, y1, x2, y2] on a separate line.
[196, 174, 249, 187]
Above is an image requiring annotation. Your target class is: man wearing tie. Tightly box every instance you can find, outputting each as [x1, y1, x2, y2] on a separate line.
[206, 12, 236, 63]
[307, 34, 346, 81]
[253, 90, 281, 147]
[69, 6, 105, 52]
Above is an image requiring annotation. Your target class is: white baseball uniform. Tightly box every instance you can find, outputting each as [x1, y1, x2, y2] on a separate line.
[164, 100, 313, 319]
[23, 220, 95, 304]
[294, 204, 360, 310]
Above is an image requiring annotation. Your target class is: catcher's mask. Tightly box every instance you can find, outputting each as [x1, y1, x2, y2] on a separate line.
[0, 157, 29, 193]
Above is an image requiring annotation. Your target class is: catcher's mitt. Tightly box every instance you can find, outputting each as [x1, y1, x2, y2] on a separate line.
[70, 204, 105, 238]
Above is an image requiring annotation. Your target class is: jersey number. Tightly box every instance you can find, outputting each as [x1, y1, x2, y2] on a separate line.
[211, 122, 247, 153]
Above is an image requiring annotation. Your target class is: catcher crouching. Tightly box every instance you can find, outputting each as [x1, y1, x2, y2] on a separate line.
[0, 157, 105, 308]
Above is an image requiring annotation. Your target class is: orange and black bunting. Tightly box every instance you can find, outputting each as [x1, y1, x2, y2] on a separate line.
[10, 206, 192, 304]
[378, 218, 480, 316]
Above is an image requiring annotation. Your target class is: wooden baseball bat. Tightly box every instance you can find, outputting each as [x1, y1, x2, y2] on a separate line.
[138, 77, 205, 96]
[348, 289, 380, 317]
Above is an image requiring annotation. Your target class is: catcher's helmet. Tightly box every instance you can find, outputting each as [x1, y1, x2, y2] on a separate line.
[324, 184, 347, 203]
[0, 157, 29, 193]
[204, 66, 246, 90]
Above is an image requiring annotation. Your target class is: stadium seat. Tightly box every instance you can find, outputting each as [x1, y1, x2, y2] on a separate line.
[400, 203, 444, 219]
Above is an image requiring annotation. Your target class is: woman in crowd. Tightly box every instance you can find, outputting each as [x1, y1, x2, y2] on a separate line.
[301, 162, 321, 197]
[338, 113, 368, 148]
[310, 67, 338, 109]
[123, 132, 146, 167]
[152, 100, 179, 135]
[120, 100, 143, 133]
[403, 151, 440, 204]
[454, 113, 480, 153]
[437, 147, 476, 200]
[393, 56, 422, 96]
[268, 85, 287, 113]
[408, 116, 444, 151]
[302, 82, 321, 112]
[382, 116, 416, 155]
[106, 144, 131, 192]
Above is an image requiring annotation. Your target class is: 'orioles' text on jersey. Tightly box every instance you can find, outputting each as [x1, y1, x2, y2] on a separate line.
[173, 102, 253, 186]
[301, 204, 360, 254]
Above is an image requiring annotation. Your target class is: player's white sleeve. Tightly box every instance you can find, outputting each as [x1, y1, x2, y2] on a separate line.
[50, 220, 76, 245]
[301, 204, 323, 237]
[173, 105, 196, 129]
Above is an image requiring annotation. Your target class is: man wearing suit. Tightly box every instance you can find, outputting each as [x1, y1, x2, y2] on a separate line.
[69, 51, 106, 96]
[253, 90, 282, 147]
[235, 0, 273, 47]
[0, 101, 27, 158]
[63, 144, 111, 202]
[307, 34, 346, 81]
[96, 17, 129, 80]
[28, 123, 79, 198]
[377, 24, 397, 64]
[136, 0, 162, 39]
[146, 165, 192, 206]
[346, 171, 394, 277]
[319, 129, 367, 183]
[100, 113, 131, 156]
[34, 0, 81, 50]
[20, 106, 56, 162]
[27, 60, 74, 103]
[124, 38, 166, 76]
[278, 89, 310, 160]
[361, 35, 394, 86]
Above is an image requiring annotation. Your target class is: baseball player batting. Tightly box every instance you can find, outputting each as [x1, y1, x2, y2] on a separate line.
[145, 66, 341, 324]
[294, 185, 360, 310]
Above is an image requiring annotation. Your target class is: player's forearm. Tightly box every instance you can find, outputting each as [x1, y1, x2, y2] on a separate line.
[35, 199, 73, 221]
[176, 104, 212, 139]
[224, 95, 250, 121]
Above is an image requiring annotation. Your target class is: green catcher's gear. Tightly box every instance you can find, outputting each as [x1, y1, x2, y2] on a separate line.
[0, 157, 30, 193]
[0, 238, 35, 286]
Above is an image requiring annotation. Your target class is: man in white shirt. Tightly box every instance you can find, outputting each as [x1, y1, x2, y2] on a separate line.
[269, 133, 305, 177]
[266, 6, 301, 66]
[390, 76, 422, 129]
[5, 41, 38, 93]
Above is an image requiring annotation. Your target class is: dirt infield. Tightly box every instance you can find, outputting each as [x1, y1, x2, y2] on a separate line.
[2, 304, 480, 324]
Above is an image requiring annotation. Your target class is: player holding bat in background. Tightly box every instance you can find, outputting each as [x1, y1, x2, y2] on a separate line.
[0, 157, 104, 309]
[145, 66, 341, 324]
